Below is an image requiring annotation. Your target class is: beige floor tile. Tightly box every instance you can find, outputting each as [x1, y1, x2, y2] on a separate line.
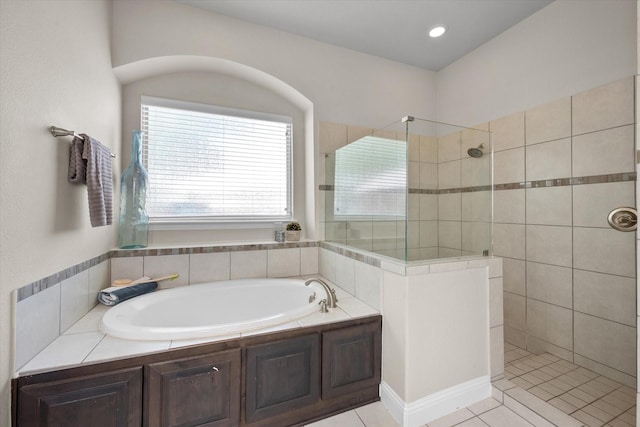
[583, 404, 617, 423]
[607, 416, 635, 427]
[503, 395, 555, 427]
[528, 369, 555, 382]
[520, 372, 545, 386]
[539, 365, 565, 378]
[505, 342, 518, 351]
[511, 377, 535, 390]
[505, 365, 528, 376]
[528, 386, 555, 401]
[354, 401, 399, 427]
[602, 391, 636, 411]
[558, 373, 585, 387]
[593, 376, 623, 389]
[478, 406, 534, 427]
[520, 357, 548, 370]
[569, 387, 599, 404]
[547, 377, 574, 392]
[572, 409, 605, 427]
[579, 382, 612, 399]
[616, 410, 635, 424]
[493, 379, 516, 391]
[539, 353, 561, 363]
[617, 386, 636, 397]
[511, 361, 535, 373]
[592, 398, 626, 418]
[537, 381, 565, 396]
[467, 398, 502, 415]
[553, 359, 579, 370]
[305, 409, 365, 427]
[575, 367, 600, 379]
[548, 396, 579, 414]
[565, 370, 595, 384]
[427, 408, 475, 427]
[505, 387, 583, 427]
[456, 418, 490, 427]
[559, 392, 589, 410]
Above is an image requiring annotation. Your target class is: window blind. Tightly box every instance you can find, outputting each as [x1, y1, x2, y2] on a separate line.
[140, 96, 292, 222]
[333, 136, 406, 218]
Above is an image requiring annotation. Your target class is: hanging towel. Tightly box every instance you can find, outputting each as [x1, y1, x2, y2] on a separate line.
[98, 281, 158, 306]
[68, 134, 113, 227]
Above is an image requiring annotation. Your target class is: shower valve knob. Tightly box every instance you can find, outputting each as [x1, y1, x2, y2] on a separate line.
[607, 207, 637, 232]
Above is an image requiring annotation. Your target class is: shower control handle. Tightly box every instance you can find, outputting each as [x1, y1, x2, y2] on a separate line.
[607, 207, 637, 232]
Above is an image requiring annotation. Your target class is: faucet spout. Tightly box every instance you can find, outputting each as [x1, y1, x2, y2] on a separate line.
[304, 278, 337, 308]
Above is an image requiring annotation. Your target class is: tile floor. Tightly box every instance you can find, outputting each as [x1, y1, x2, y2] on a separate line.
[306, 343, 637, 427]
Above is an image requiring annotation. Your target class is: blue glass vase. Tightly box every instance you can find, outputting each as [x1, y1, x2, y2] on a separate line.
[118, 130, 149, 249]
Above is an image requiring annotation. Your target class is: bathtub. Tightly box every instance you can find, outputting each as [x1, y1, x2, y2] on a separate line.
[99, 278, 320, 341]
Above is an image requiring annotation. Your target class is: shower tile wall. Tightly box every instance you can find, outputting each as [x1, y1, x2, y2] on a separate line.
[494, 77, 636, 387]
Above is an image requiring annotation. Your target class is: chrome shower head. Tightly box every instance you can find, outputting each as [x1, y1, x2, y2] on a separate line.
[467, 143, 485, 158]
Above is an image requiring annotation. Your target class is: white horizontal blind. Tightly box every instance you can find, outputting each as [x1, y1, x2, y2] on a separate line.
[140, 96, 292, 222]
[333, 136, 406, 218]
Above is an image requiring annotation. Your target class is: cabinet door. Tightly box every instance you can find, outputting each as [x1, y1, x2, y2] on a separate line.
[146, 348, 241, 427]
[245, 334, 320, 423]
[322, 320, 382, 400]
[18, 367, 142, 427]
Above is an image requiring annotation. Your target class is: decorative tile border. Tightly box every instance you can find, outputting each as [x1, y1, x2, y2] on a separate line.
[17, 253, 110, 302]
[320, 172, 636, 194]
[319, 241, 382, 268]
[111, 241, 319, 258]
[17, 241, 320, 302]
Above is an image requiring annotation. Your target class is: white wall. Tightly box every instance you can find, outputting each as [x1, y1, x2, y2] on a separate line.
[436, 0, 637, 127]
[112, 0, 437, 129]
[0, 1, 121, 423]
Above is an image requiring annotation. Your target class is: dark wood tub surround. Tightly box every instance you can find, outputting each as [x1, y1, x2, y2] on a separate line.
[13, 315, 382, 427]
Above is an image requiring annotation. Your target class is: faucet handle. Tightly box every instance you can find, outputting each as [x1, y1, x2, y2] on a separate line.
[329, 288, 338, 304]
[318, 299, 328, 313]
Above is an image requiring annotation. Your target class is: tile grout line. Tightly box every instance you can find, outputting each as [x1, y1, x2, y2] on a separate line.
[504, 351, 636, 426]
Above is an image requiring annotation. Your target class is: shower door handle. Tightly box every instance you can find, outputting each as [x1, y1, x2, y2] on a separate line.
[607, 207, 637, 232]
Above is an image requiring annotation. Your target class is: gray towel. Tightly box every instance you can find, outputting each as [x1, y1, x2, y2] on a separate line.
[68, 134, 113, 227]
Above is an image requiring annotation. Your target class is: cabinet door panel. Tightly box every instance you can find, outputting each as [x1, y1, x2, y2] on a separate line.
[146, 349, 241, 427]
[322, 321, 382, 400]
[245, 334, 320, 423]
[18, 367, 142, 427]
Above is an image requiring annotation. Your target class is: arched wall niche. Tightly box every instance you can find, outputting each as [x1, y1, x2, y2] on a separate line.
[114, 55, 317, 243]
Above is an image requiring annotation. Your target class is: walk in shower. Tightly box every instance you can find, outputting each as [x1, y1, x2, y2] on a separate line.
[323, 116, 492, 262]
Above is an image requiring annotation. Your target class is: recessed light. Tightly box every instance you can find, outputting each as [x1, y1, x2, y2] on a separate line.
[429, 25, 447, 38]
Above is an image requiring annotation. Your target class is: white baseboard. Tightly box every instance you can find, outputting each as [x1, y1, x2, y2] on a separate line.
[380, 376, 491, 427]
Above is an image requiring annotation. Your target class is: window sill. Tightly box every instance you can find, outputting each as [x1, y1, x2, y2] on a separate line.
[149, 220, 290, 231]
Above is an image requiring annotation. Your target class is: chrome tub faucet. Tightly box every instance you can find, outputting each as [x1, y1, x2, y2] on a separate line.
[304, 278, 338, 309]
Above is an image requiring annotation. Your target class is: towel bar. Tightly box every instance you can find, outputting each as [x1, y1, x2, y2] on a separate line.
[50, 126, 116, 158]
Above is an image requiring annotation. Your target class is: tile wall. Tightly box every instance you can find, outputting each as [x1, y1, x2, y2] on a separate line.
[493, 77, 637, 387]
[14, 243, 319, 372]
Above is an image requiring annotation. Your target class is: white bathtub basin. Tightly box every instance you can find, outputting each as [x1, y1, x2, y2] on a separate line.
[99, 278, 319, 340]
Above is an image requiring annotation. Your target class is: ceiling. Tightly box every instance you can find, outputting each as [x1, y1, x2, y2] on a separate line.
[176, 0, 554, 71]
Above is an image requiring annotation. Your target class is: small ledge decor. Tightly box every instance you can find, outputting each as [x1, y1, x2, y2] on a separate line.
[285, 221, 302, 241]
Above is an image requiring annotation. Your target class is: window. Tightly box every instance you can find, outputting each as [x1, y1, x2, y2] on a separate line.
[333, 135, 406, 218]
[141, 96, 292, 224]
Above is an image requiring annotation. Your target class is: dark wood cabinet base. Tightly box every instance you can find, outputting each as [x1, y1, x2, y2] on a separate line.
[13, 315, 382, 427]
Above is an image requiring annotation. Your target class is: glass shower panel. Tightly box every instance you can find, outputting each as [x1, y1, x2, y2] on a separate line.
[328, 131, 407, 259]
[324, 117, 491, 263]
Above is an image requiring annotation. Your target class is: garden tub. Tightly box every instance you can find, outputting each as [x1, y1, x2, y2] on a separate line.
[99, 278, 320, 340]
